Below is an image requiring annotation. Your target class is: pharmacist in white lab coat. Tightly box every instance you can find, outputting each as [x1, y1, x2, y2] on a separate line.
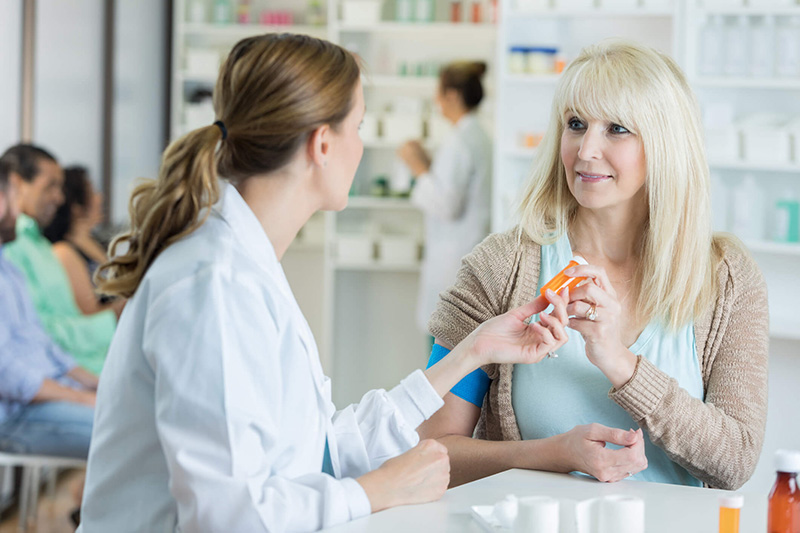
[77, 35, 570, 533]
[397, 62, 492, 335]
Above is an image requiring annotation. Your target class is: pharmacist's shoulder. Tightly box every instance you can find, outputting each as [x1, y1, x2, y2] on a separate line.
[711, 233, 765, 295]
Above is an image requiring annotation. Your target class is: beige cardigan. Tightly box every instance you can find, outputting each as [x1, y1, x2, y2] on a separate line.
[428, 228, 769, 490]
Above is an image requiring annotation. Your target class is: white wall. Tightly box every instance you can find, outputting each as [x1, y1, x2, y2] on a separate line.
[34, 0, 104, 186]
[0, 0, 22, 152]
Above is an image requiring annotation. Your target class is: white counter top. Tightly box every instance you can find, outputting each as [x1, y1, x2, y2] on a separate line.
[323, 469, 767, 532]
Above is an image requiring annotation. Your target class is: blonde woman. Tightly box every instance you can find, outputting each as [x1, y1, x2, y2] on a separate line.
[419, 40, 769, 490]
[76, 34, 571, 532]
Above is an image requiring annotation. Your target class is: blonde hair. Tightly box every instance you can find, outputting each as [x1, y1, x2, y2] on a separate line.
[97, 34, 361, 297]
[517, 39, 719, 330]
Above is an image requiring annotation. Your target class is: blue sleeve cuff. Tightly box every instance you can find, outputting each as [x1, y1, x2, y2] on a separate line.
[426, 344, 490, 407]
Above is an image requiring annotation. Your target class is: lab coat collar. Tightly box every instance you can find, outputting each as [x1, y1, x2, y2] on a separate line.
[455, 112, 479, 132]
[214, 180, 281, 276]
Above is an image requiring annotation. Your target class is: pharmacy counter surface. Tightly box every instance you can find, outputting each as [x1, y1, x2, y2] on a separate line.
[323, 468, 766, 532]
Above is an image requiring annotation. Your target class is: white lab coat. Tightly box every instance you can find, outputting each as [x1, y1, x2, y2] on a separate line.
[78, 183, 444, 533]
[411, 113, 492, 333]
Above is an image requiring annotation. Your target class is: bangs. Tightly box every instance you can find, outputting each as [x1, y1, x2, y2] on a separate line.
[556, 56, 644, 134]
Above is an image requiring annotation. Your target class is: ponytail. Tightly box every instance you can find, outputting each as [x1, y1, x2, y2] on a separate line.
[96, 125, 222, 297]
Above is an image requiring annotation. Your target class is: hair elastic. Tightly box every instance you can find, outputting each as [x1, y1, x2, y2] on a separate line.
[213, 120, 228, 140]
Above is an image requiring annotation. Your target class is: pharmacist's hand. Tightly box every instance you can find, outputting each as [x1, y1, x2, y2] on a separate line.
[559, 424, 648, 483]
[565, 264, 637, 388]
[357, 439, 450, 513]
[396, 140, 431, 176]
[466, 288, 569, 367]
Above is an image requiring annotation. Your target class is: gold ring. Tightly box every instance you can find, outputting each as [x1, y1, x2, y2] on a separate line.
[586, 303, 598, 321]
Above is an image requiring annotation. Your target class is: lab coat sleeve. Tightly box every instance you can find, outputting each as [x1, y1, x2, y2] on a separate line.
[331, 369, 444, 478]
[410, 138, 473, 221]
[144, 266, 371, 532]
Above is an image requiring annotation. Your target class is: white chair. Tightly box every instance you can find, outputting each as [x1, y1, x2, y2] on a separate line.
[0, 452, 86, 532]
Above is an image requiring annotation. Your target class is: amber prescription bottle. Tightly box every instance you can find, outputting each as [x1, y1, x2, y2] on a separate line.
[719, 494, 744, 533]
[539, 256, 588, 297]
[768, 449, 800, 533]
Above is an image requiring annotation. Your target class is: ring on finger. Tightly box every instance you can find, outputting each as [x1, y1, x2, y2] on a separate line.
[585, 303, 598, 321]
[625, 471, 633, 478]
[547, 351, 558, 359]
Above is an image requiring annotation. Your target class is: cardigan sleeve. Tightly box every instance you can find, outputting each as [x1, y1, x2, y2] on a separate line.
[609, 244, 768, 490]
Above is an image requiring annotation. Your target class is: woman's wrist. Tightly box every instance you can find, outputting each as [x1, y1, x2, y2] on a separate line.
[602, 347, 638, 390]
[423, 339, 482, 398]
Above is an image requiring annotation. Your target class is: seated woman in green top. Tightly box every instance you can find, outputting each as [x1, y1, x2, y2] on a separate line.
[419, 40, 768, 490]
[0, 145, 118, 375]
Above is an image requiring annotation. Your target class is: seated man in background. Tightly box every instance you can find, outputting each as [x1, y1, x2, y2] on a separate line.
[0, 145, 117, 375]
[0, 160, 96, 459]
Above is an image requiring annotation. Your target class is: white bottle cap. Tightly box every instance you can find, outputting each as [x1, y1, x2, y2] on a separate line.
[719, 494, 744, 509]
[572, 255, 588, 266]
[775, 450, 800, 473]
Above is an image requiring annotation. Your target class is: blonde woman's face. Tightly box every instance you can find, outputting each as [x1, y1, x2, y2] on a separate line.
[560, 113, 646, 211]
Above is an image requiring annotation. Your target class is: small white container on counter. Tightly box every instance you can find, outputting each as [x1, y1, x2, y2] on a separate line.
[377, 235, 419, 266]
[336, 234, 374, 265]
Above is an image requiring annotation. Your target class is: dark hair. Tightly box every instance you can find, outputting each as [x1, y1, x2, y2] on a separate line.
[98, 33, 362, 298]
[0, 160, 10, 193]
[439, 61, 487, 111]
[43, 166, 91, 244]
[0, 144, 58, 183]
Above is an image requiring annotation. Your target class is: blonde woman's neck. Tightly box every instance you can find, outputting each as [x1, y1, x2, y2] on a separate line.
[569, 199, 647, 267]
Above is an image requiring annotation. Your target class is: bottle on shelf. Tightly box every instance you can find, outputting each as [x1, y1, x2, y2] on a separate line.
[718, 494, 744, 533]
[212, 0, 232, 24]
[750, 16, 775, 79]
[700, 15, 725, 77]
[396, 0, 414, 22]
[450, 0, 463, 22]
[773, 189, 800, 243]
[307, 0, 325, 26]
[724, 15, 750, 77]
[188, 0, 207, 23]
[768, 450, 800, 533]
[776, 16, 800, 78]
[416, 0, 434, 23]
[471, 0, 482, 23]
[729, 174, 766, 242]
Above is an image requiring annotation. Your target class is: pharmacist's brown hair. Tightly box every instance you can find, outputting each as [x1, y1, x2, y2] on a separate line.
[439, 61, 487, 110]
[96, 33, 361, 297]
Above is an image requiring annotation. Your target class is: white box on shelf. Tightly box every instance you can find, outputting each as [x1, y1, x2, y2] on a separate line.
[642, 0, 672, 8]
[360, 113, 381, 143]
[738, 114, 792, 165]
[342, 0, 382, 25]
[705, 129, 740, 161]
[185, 48, 221, 77]
[383, 113, 424, 142]
[377, 235, 419, 266]
[336, 234, 374, 264]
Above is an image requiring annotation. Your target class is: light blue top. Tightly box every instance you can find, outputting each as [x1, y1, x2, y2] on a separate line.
[512, 234, 704, 486]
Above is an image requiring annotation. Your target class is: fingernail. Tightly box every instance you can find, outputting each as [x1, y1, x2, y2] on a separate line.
[546, 289, 556, 298]
[565, 268, 575, 275]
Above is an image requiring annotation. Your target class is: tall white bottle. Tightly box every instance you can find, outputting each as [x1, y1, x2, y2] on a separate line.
[724, 15, 750, 77]
[776, 16, 800, 78]
[750, 16, 775, 78]
[729, 174, 766, 241]
[701, 15, 725, 77]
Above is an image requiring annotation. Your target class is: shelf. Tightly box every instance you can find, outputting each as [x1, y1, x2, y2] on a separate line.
[708, 161, 800, 174]
[363, 75, 439, 90]
[697, 6, 800, 16]
[346, 196, 419, 210]
[509, 8, 674, 18]
[694, 77, 800, 90]
[504, 74, 561, 85]
[338, 22, 496, 35]
[181, 23, 328, 39]
[177, 72, 216, 84]
[745, 240, 800, 256]
[334, 262, 421, 273]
